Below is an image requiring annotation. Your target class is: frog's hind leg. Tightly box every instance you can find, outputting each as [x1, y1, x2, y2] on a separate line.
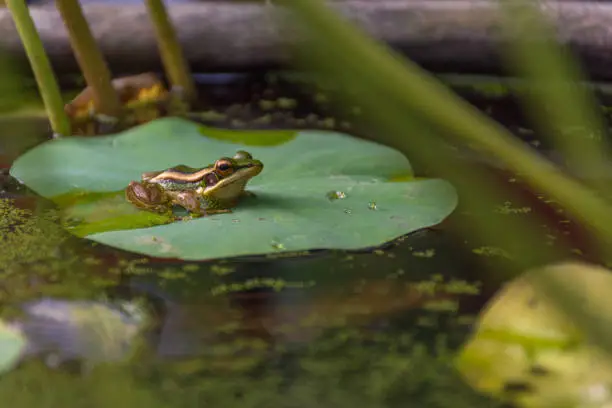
[125, 181, 172, 215]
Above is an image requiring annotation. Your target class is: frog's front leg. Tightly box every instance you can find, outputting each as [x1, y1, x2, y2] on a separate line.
[174, 191, 233, 218]
[173, 191, 205, 217]
[125, 181, 172, 214]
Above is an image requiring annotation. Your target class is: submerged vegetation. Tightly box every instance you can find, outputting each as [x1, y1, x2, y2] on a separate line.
[0, 332, 503, 408]
[0, 199, 124, 304]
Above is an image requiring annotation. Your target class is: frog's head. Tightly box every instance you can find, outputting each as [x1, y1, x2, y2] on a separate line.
[199, 151, 263, 201]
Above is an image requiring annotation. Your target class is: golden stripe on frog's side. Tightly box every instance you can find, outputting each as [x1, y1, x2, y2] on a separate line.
[151, 167, 214, 183]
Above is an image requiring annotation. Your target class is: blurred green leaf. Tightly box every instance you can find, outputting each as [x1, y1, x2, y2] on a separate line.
[0, 319, 25, 375]
[456, 262, 612, 407]
[499, 0, 611, 191]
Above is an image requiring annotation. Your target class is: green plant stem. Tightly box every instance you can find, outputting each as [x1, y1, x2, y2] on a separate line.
[4, 0, 70, 136]
[55, 0, 121, 118]
[499, 0, 611, 194]
[281, 0, 612, 250]
[144, 0, 196, 103]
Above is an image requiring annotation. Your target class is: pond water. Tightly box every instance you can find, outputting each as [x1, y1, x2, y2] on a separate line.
[0, 71, 603, 407]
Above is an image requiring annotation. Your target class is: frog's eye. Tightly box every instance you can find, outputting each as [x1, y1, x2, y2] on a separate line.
[214, 158, 234, 176]
[204, 172, 219, 187]
[234, 150, 253, 160]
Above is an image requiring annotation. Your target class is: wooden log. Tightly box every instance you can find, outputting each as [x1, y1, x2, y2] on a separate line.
[0, 1, 611, 79]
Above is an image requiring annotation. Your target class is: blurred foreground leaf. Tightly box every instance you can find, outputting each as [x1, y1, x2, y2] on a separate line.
[456, 262, 612, 408]
[0, 319, 25, 375]
[499, 0, 612, 194]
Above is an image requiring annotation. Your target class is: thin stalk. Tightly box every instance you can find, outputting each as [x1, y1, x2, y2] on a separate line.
[499, 0, 611, 193]
[281, 0, 612, 251]
[144, 0, 196, 103]
[55, 0, 121, 118]
[5, 0, 70, 136]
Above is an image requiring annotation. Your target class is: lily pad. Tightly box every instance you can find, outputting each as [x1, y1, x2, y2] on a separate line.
[10, 118, 457, 260]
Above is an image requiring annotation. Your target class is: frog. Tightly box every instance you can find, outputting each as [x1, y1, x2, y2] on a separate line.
[125, 150, 263, 218]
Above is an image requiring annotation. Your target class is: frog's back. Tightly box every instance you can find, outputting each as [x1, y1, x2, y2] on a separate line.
[150, 177, 201, 191]
[168, 164, 200, 173]
[145, 164, 205, 191]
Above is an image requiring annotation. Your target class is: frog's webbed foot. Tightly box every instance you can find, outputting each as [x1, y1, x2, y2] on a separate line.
[185, 207, 233, 219]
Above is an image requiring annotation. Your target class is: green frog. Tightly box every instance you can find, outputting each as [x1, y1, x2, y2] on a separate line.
[125, 150, 263, 217]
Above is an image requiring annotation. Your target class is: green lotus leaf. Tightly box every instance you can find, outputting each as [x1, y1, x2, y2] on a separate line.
[10, 118, 457, 260]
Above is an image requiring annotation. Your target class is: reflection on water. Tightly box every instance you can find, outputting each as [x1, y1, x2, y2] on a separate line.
[128, 251, 477, 359]
[0, 255, 496, 407]
[9, 298, 147, 370]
